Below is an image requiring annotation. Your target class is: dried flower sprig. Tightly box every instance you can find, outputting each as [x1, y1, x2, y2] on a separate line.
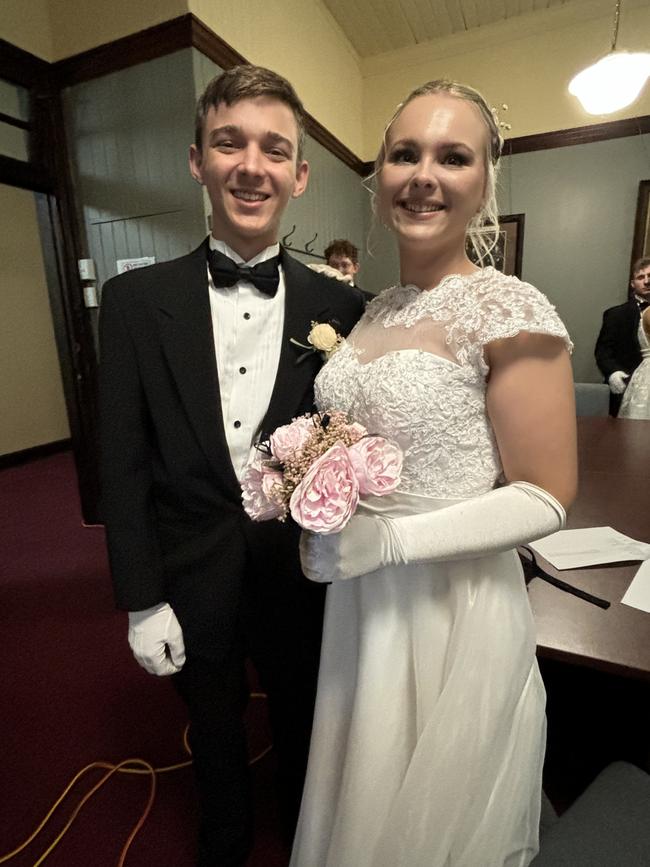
[279, 412, 364, 499]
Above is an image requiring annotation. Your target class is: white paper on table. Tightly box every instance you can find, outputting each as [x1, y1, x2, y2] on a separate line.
[621, 560, 650, 613]
[528, 526, 650, 570]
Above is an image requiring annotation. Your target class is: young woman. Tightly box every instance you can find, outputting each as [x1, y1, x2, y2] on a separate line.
[289, 80, 577, 867]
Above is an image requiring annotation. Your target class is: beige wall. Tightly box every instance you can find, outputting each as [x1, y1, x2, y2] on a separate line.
[1, 0, 185, 62]
[4, 1, 650, 160]
[361, 0, 650, 160]
[1, 0, 364, 158]
[0, 185, 70, 455]
[47, 0, 186, 61]
[2, 0, 54, 60]
[1, 0, 185, 63]
[188, 0, 364, 157]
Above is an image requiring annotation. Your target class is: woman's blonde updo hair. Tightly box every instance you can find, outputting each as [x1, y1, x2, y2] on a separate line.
[371, 79, 503, 266]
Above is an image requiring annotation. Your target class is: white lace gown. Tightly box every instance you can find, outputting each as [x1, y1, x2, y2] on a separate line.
[619, 320, 650, 419]
[290, 268, 572, 867]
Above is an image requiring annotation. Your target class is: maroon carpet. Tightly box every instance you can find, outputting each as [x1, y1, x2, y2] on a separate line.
[0, 452, 286, 867]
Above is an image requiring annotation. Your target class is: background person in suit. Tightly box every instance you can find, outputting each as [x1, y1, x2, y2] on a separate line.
[99, 65, 364, 867]
[595, 257, 650, 415]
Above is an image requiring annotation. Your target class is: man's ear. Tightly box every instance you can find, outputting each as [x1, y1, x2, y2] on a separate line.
[292, 160, 310, 199]
[189, 144, 203, 184]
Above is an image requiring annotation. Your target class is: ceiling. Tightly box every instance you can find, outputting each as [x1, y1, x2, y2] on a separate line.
[321, 0, 592, 58]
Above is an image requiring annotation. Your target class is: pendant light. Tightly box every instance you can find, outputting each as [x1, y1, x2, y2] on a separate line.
[568, 0, 650, 115]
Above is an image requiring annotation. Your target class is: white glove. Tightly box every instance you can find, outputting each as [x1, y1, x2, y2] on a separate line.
[608, 371, 630, 394]
[300, 481, 565, 583]
[128, 602, 186, 675]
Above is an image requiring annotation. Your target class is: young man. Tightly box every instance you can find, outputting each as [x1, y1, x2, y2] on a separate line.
[325, 237, 375, 301]
[325, 238, 361, 285]
[595, 257, 650, 415]
[99, 65, 364, 866]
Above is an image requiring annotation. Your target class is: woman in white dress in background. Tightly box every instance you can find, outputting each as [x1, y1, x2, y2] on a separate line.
[618, 306, 650, 419]
[290, 80, 577, 867]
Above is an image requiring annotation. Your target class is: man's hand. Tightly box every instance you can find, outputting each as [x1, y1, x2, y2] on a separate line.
[128, 603, 186, 675]
[608, 371, 630, 394]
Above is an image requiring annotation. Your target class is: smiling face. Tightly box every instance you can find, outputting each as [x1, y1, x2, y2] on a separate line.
[631, 264, 650, 300]
[377, 93, 488, 269]
[189, 96, 309, 261]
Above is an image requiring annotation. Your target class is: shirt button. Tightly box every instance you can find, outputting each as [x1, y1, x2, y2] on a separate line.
[243, 312, 251, 320]
[239, 367, 246, 374]
[234, 420, 241, 429]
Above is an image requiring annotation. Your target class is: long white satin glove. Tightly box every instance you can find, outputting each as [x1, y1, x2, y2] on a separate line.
[127, 602, 186, 675]
[300, 481, 566, 583]
[608, 371, 630, 394]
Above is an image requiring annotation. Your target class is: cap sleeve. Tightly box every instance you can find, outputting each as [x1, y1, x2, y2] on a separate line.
[474, 271, 573, 353]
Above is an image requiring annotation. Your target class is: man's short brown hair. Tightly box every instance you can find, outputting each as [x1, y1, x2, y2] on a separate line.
[324, 239, 359, 264]
[631, 256, 650, 277]
[194, 65, 307, 162]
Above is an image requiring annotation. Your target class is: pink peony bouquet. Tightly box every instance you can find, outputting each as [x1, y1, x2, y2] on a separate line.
[241, 411, 403, 534]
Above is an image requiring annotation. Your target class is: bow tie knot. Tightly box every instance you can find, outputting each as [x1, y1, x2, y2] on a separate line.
[208, 249, 280, 296]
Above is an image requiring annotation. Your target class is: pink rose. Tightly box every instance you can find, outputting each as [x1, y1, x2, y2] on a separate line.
[347, 436, 403, 496]
[270, 416, 314, 462]
[241, 460, 285, 521]
[289, 443, 359, 534]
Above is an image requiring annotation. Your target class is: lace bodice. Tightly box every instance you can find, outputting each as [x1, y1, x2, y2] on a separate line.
[315, 267, 572, 498]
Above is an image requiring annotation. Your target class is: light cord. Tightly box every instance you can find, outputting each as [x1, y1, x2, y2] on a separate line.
[0, 694, 271, 865]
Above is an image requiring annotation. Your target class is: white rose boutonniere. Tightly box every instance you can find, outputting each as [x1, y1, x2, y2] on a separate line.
[290, 321, 343, 363]
[308, 323, 341, 355]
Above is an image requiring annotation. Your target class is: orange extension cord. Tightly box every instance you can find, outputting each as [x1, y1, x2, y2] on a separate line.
[0, 693, 271, 867]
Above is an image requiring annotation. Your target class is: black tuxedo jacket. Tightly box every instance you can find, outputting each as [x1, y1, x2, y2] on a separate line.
[353, 282, 375, 304]
[595, 298, 642, 380]
[99, 239, 364, 659]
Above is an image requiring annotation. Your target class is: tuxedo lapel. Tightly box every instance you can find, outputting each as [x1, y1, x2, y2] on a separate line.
[260, 250, 332, 437]
[154, 240, 240, 498]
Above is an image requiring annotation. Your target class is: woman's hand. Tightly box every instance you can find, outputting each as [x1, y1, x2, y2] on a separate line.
[300, 514, 397, 583]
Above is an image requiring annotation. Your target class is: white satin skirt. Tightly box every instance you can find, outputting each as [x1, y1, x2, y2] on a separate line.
[290, 491, 546, 867]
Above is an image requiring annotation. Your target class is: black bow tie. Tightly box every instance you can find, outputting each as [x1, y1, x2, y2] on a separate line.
[638, 299, 649, 312]
[208, 249, 280, 297]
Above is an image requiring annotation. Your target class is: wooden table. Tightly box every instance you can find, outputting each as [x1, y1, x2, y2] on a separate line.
[529, 417, 650, 681]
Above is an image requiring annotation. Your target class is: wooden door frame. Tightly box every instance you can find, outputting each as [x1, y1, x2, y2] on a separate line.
[1, 38, 100, 522]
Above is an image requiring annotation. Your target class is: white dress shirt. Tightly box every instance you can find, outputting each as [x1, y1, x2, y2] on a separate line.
[208, 237, 285, 481]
